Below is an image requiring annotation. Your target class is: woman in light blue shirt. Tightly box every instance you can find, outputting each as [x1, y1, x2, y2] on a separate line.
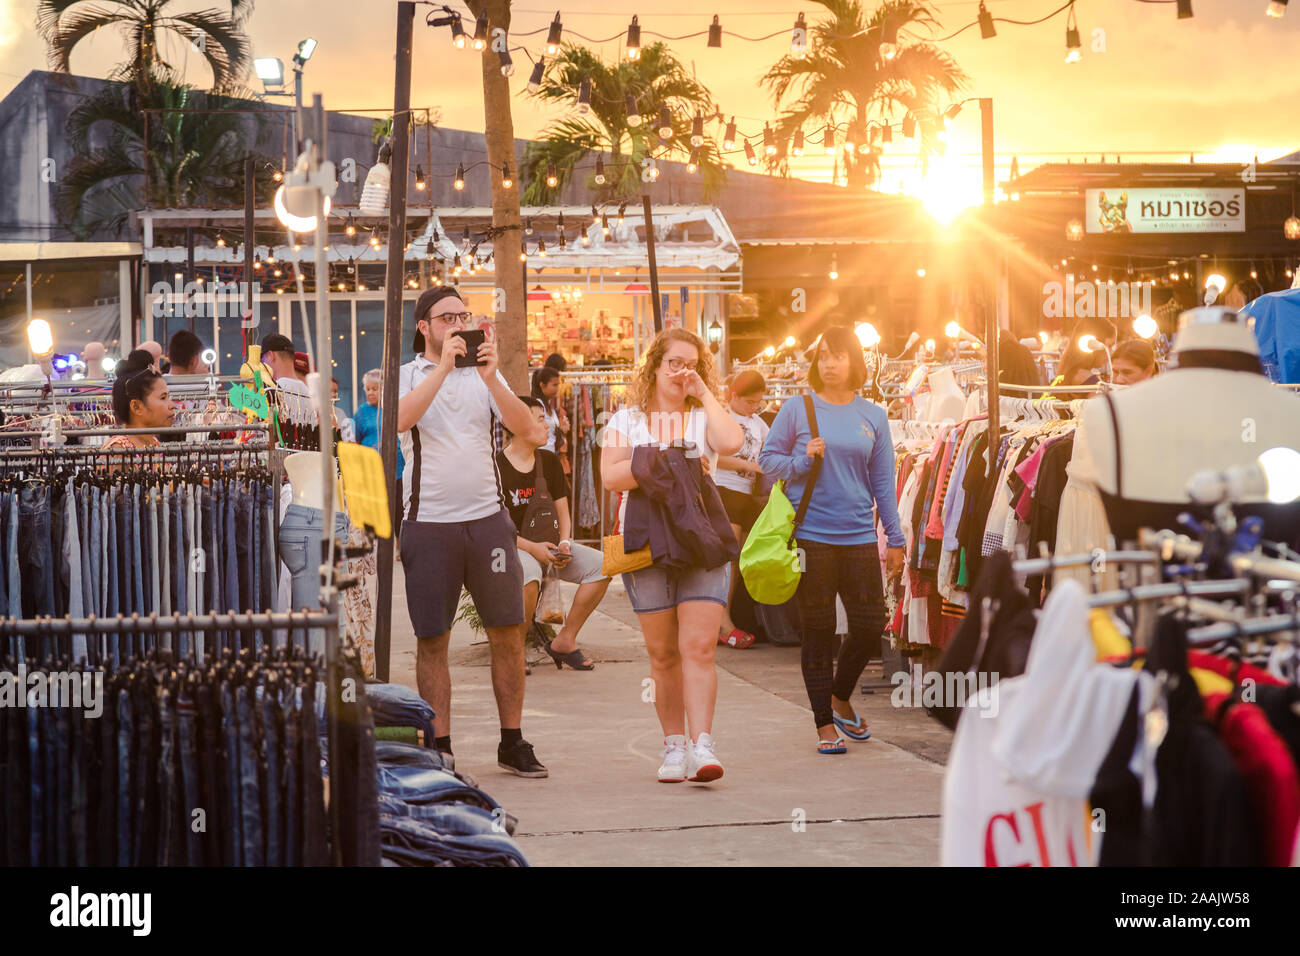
[760, 326, 905, 754]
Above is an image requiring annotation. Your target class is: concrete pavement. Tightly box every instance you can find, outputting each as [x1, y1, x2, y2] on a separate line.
[385, 571, 947, 866]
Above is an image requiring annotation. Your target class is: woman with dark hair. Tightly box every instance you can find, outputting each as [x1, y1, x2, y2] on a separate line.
[759, 327, 905, 755]
[601, 328, 743, 783]
[102, 349, 176, 450]
[999, 338, 1041, 387]
[1111, 339, 1157, 385]
[531, 365, 569, 458]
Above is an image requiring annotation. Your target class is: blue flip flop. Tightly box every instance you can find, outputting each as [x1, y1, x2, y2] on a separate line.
[833, 712, 872, 741]
[817, 737, 847, 755]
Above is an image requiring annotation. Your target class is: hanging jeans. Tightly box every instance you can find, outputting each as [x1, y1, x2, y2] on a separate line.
[220, 681, 242, 867]
[18, 485, 56, 630]
[236, 685, 264, 866]
[176, 684, 203, 866]
[279, 504, 350, 654]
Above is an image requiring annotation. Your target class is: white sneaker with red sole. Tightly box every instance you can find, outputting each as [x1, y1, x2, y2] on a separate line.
[658, 735, 689, 783]
[687, 733, 724, 783]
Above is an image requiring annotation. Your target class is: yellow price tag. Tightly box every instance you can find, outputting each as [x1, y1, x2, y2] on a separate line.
[337, 442, 392, 539]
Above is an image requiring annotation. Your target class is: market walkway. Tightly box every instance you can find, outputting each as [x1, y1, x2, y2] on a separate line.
[387, 572, 946, 866]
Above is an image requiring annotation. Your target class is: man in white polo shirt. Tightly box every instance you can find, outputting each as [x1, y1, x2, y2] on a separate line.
[397, 286, 550, 777]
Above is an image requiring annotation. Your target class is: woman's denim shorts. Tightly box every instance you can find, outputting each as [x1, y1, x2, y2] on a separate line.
[621, 563, 731, 614]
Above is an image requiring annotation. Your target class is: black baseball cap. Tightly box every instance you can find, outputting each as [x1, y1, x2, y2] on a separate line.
[260, 332, 295, 356]
[412, 286, 465, 354]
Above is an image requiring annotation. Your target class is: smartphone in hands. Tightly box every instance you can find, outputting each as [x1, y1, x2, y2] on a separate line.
[453, 328, 487, 367]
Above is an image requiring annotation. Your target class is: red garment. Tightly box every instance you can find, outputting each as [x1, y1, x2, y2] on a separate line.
[1204, 692, 1300, 867]
[1187, 651, 1285, 689]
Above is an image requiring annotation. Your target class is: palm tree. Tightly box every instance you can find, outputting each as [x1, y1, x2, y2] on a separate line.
[522, 42, 725, 204]
[762, 0, 967, 190]
[38, 0, 255, 93]
[55, 73, 276, 237]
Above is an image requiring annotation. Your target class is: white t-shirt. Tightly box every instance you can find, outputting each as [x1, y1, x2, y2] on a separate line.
[605, 405, 717, 528]
[713, 409, 769, 495]
[397, 355, 508, 523]
[542, 404, 561, 453]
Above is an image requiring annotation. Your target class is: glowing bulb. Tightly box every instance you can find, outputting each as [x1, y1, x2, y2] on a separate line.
[924, 338, 936, 354]
[945, 321, 961, 339]
[1078, 334, 1103, 353]
[854, 323, 881, 348]
[782, 336, 796, 348]
[1133, 315, 1158, 339]
[1038, 331, 1049, 346]
[762, 346, 776, 359]
[1260, 447, 1300, 503]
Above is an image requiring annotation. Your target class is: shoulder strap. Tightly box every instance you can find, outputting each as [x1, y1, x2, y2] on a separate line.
[793, 394, 822, 534]
[533, 452, 550, 499]
[1101, 389, 1123, 500]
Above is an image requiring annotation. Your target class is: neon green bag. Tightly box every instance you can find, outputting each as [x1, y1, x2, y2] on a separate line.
[739, 395, 822, 604]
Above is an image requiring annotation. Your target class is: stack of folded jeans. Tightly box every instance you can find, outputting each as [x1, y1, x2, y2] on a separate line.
[0, 645, 380, 867]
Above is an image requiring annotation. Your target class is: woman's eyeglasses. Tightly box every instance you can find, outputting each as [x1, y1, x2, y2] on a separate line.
[664, 357, 701, 374]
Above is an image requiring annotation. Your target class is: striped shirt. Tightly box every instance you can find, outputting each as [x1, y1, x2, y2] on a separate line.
[397, 355, 507, 523]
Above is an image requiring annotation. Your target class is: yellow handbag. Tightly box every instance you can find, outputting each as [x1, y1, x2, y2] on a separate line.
[601, 493, 653, 575]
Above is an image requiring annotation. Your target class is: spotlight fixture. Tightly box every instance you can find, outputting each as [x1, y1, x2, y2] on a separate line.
[625, 15, 641, 59]
[708, 15, 722, 48]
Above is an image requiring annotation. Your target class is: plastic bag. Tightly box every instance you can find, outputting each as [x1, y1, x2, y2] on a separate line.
[537, 567, 565, 624]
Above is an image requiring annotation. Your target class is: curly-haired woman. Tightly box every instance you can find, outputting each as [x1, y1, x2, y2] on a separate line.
[601, 329, 743, 783]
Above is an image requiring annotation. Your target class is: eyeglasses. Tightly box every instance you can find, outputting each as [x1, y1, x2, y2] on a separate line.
[664, 357, 703, 374]
[430, 311, 472, 327]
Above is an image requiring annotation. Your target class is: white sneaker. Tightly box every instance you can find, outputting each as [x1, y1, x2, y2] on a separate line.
[658, 735, 689, 783]
[687, 733, 724, 783]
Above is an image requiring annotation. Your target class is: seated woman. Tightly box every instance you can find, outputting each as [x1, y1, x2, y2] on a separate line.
[102, 349, 176, 453]
[1111, 339, 1158, 385]
[497, 396, 610, 671]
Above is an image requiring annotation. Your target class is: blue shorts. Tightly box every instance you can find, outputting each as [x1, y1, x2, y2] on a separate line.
[621, 563, 731, 614]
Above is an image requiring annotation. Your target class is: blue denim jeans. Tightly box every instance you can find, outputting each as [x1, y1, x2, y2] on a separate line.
[365, 683, 437, 746]
[282, 684, 301, 867]
[279, 505, 350, 654]
[18, 485, 56, 626]
[220, 681, 242, 866]
[28, 705, 43, 865]
[378, 814, 529, 867]
[299, 684, 329, 866]
[177, 683, 203, 866]
[236, 684, 264, 866]
[116, 688, 132, 866]
[261, 685, 282, 867]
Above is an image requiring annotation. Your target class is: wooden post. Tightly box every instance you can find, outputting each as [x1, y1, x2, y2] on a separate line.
[642, 195, 663, 334]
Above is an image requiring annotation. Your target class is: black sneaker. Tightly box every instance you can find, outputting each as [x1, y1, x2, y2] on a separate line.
[497, 739, 549, 778]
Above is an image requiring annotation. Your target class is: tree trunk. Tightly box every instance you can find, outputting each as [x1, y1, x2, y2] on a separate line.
[469, 0, 527, 392]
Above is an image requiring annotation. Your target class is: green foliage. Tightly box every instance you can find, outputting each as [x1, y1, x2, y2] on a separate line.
[521, 42, 725, 204]
[762, 0, 968, 187]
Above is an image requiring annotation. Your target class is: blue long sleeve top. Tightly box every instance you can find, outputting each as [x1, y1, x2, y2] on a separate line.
[758, 393, 905, 547]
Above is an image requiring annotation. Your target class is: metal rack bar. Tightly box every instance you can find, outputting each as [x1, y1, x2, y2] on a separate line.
[1187, 613, 1300, 646]
[1087, 578, 1251, 608]
[0, 440, 268, 458]
[0, 610, 336, 635]
[0, 423, 269, 439]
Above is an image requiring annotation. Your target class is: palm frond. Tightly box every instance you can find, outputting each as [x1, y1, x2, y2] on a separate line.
[159, 10, 252, 92]
[43, 6, 135, 73]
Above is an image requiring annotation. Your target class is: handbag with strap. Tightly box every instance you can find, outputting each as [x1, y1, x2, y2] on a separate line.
[601, 489, 654, 576]
[739, 394, 823, 604]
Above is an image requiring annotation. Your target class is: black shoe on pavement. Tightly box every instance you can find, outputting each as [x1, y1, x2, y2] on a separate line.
[498, 738, 549, 778]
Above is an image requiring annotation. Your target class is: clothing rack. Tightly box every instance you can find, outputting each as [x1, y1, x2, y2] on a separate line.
[1140, 528, 1300, 588]
[0, 608, 335, 636]
[1186, 612, 1300, 646]
[1087, 578, 1252, 608]
[0, 441, 267, 459]
[0, 423, 269, 440]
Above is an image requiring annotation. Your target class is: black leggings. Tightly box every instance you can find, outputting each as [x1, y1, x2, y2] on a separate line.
[793, 540, 886, 730]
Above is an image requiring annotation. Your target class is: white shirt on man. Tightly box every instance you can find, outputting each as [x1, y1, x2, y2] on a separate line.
[398, 355, 509, 523]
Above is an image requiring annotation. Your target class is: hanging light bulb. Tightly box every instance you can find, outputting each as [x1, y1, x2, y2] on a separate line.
[453, 164, 465, 190]
[451, 16, 467, 48]
[498, 48, 514, 77]
[527, 57, 546, 94]
[744, 139, 757, 166]
[843, 124, 857, 154]
[557, 211, 565, 230]
[823, 127, 835, 154]
[346, 256, 355, 274]
[625, 93, 642, 128]
[625, 15, 641, 59]
[546, 162, 558, 188]
[415, 166, 426, 190]
[792, 129, 804, 156]
[978, 1, 997, 38]
[594, 156, 607, 185]
[645, 156, 660, 181]
[601, 212, 611, 235]
[425, 237, 436, 257]
[1266, 0, 1288, 16]
[1065, 14, 1082, 63]
[791, 12, 807, 56]
[687, 148, 700, 173]
[266, 250, 276, 263]
[577, 77, 591, 113]
[538, 239, 547, 257]
[215, 233, 226, 247]
[902, 114, 916, 140]
[658, 106, 673, 140]
[880, 124, 893, 145]
[368, 230, 380, 249]
[546, 12, 563, 53]
[253, 254, 263, 271]
[829, 255, 838, 280]
[763, 122, 776, 157]
[723, 116, 737, 151]
[525, 217, 534, 235]
[472, 12, 489, 50]
[691, 114, 705, 146]
[1285, 216, 1300, 239]
[708, 15, 722, 48]
[345, 213, 356, 237]
[519, 249, 528, 262]
[501, 163, 513, 189]
[880, 18, 899, 59]
[617, 202, 626, 224]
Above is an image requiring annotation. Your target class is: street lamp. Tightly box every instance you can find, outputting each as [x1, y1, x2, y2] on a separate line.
[707, 319, 723, 354]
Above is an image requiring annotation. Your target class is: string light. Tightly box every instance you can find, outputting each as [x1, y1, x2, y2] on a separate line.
[709, 15, 722, 48]
[791, 12, 807, 56]
[472, 12, 489, 50]
[1065, 5, 1081, 63]
[498, 48, 514, 77]
[451, 16, 467, 48]
[744, 139, 757, 166]
[528, 57, 546, 94]
[345, 213, 356, 237]
[215, 234, 226, 247]
[691, 114, 705, 146]
[902, 114, 916, 139]
[601, 212, 611, 235]
[979, 1, 997, 38]
[687, 147, 699, 172]
[501, 163, 513, 189]
[577, 77, 591, 113]
[594, 156, 606, 185]
[723, 116, 737, 151]
[625, 15, 641, 59]
[763, 122, 776, 157]
[547, 163, 559, 188]
[828, 255, 838, 280]
[454, 164, 465, 190]
[1267, 0, 1288, 17]
[658, 106, 673, 140]
[1177, 0, 1193, 18]
[546, 12, 563, 53]
[415, 166, 426, 190]
[792, 129, 804, 156]
[823, 127, 835, 154]
[880, 17, 899, 59]
[626, 94, 641, 128]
